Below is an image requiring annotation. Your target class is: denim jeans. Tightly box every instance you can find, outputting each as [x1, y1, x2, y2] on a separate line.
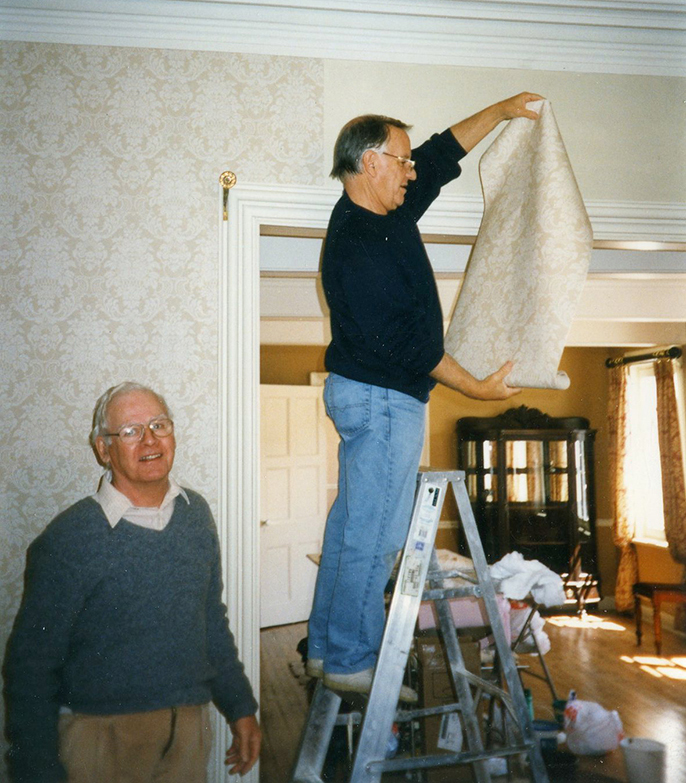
[308, 373, 426, 674]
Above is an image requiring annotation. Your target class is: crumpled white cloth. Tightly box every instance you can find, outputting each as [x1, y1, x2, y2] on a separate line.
[489, 551, 566, 607]
[444, 99, 592, 390]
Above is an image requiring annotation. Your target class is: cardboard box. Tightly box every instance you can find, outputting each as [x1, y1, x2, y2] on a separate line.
[416, 634, 482, 783]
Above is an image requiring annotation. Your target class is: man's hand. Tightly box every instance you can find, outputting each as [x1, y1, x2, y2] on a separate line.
[225, 714, 261, 776]
[496, 92, 544, 121]
[429, 353, 521, 400]
[450, 91, 544, 152]
[477, 361, 522, 400]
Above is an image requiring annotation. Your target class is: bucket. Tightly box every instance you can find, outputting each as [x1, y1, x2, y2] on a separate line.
[532, 719, 559, 753]
[620, 737, 666, 783]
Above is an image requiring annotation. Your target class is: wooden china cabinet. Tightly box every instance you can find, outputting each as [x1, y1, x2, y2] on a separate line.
[456, 406, 600, 612]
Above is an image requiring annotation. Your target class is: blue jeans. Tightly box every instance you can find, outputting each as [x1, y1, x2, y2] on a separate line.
[308, 373, 426, 674]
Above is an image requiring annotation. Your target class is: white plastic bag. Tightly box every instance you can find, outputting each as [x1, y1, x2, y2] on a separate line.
[563, 699, 624, 756]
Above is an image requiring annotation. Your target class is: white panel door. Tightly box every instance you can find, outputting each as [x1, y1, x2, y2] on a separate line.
[260, 385, 328, 628]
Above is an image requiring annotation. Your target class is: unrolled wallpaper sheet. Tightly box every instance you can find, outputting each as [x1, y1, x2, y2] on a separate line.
[444, 99, 592, 390]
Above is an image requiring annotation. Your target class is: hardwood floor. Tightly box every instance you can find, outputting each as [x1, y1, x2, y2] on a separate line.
[259, 611, 686, 782]
[259, 622, 311, 783]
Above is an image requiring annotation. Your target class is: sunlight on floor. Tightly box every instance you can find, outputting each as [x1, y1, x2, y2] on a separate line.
[619, 653, 686, 679]
[546, 614, 626, 631]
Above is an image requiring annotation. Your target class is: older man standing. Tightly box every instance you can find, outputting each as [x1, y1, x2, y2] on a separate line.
[307, 94, 541, 698]
[3, 382, 260, 782]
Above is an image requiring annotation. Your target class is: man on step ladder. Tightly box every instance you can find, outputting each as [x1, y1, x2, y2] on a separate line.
[308, 93, 541, 696]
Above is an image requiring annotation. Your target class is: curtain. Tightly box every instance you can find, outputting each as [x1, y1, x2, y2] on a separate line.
[655, 360, 686, 631]
[607, 364, 638, 612]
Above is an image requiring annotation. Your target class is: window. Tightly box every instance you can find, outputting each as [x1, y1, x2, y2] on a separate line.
[625, 363, 665, 542]
[624, 360, 686, 543]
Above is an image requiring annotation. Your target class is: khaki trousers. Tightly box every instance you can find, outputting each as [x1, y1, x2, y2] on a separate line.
[58, 704, 212, 783]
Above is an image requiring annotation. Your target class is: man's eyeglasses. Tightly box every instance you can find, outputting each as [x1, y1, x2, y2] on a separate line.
[381, 152, 416, 170]
[104, 416, 174, 444]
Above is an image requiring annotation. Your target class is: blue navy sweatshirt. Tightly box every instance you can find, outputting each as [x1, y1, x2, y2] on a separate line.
[322, 128, 467, 402]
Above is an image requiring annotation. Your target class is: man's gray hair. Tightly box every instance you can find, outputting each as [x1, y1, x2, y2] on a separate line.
[90, 382, 171, 446]
[330, 114, 412, 182]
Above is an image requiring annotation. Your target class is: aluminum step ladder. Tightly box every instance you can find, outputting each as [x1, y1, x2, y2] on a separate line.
[290, 469, 549, 783]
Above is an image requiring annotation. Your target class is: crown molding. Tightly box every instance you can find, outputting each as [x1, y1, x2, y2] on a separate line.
[226, 182, 686, 243]
[425, 194, 686, 243]
[2, 0, 684, 76]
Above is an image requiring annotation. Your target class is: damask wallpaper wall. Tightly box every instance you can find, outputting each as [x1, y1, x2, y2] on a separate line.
[0, 42, 324, 775]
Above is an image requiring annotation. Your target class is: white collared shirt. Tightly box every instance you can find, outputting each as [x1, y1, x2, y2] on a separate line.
[93, 472, 189, 531]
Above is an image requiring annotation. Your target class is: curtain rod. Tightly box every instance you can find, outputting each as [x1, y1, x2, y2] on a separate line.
[605, 346, 682, 368]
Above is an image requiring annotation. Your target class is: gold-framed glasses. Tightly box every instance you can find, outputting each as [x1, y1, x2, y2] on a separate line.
[382, 152, 416, 170]
[104, 416, 174, 444]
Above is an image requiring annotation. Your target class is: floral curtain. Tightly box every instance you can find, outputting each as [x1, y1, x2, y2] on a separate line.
[607, 364, 638, 611]
[655, 360, 686, 631]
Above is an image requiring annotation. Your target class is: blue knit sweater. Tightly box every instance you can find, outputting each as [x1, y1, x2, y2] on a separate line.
[3, 491, 257, 783]
[322, 128, 467, 402]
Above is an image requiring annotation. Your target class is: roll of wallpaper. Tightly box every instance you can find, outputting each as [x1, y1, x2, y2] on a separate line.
[444, 99, 592, 390]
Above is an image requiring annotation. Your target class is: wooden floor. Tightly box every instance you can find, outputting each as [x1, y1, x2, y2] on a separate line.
[259, 611, 686, 782]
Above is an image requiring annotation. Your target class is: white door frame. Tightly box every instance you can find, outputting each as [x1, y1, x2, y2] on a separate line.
[216, 182, 337, 783]
[215, 179, 661, 782]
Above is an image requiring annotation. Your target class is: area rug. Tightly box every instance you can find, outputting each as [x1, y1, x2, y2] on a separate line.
[444, 99, 592, 390]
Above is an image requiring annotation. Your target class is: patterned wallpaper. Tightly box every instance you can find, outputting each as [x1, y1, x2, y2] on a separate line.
[0, 41, 324, 776]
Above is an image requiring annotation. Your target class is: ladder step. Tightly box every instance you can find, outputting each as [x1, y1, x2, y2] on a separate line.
[290, 471, 549, 783]
[369, 742, 535, 774]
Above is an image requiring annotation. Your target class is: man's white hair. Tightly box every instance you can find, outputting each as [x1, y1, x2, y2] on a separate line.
[90, 382, 171, 446]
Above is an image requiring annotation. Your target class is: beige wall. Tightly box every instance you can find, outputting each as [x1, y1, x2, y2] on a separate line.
[261, 345, 327, 385]
[323, 62, 686, 203]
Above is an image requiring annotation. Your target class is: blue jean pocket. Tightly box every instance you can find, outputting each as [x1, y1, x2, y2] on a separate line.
[324, 374, 371, 436]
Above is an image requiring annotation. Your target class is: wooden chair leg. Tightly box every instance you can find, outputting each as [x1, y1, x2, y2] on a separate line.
[652, 596, 662, 655]
[635, 594, 642, 647]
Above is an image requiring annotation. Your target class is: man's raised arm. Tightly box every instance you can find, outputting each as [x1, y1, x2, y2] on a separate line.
[450, 91, 543, 152]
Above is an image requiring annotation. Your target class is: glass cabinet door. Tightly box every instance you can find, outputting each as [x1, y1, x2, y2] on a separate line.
[465, 439, 498, 503]
[504, 438, 571, 572]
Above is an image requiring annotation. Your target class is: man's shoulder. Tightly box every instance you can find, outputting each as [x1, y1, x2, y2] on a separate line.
[30, 496, 107, 561]
[328, 192, 384, 232]
[178, 488, 215, 525]
[183, 487, 211, 511]
[43, 496, 104, 536]
[324, 196, 393, 264]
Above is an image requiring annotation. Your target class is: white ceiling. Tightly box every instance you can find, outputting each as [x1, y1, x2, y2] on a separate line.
[2, 0, 685, 76]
